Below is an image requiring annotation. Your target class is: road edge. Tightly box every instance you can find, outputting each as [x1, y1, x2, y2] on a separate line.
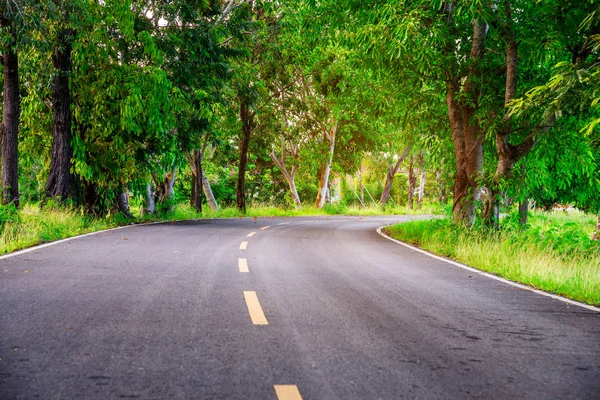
[376, 226, 600, 313]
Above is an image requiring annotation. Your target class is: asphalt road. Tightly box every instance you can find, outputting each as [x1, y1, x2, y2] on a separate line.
[1, 216, 599, 399]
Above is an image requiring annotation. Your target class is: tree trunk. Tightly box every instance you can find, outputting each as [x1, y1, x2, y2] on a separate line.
[202, 174, 219, 211]
[380, 143, 411, 207]
[82, 181, 100, 215]
[519, 199, 528, 225]
[143, 183, 156, 215]
[45, 29, 73, 201]
[270, 137, 302, 210]
[593, 215, 600, 241]
[380, 166, 394, 207]
[237, 102, 253, 213]
[190, 150, 203, 212]
[164, 167, 176, 212]
[446, 20, 487, 226]
[407, 156, 416, 210]
[358, 168, 365, 208]
[1, 21, 20, 207]
[315, 123, 336, 208]
[417, 152, 425, 209]
[116, 190, 132, 218]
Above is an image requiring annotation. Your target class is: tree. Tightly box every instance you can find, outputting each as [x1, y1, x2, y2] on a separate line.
[0, 1, 22, 207]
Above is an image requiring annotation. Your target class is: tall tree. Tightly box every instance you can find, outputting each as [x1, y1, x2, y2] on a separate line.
[0, 1, 21, 206]
[45, 24, 74, 201]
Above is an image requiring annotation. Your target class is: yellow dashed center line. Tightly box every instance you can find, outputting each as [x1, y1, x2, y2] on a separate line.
[243, 291, 268, 325]
[260, 226, 271, 230]
[274, 385, 303, 400]
[240, 241, 248, 250]
[277, 222, 289, 226]
[247, 231, 256, 237]
[238, 258, 249, 273]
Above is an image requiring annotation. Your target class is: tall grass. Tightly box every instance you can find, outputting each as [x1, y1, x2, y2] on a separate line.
[0, 204, 115, 255]
[385, 211, 600, 306]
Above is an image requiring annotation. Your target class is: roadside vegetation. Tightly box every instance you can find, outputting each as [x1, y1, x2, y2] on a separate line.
[385, 211, 600, 306]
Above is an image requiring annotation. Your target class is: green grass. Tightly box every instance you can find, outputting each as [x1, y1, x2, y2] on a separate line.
[0, 201, 441, 255]
[0, 204, 116, 255]
[384, 211, 600, 306]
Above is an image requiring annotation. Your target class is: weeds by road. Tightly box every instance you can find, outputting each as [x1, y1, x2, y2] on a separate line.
[385, 211, 600, 306]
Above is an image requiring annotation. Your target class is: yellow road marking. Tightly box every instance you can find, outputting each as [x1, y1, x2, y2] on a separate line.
[238, 258, 249, 273]
[260, 226, 271, 230]
[247, 232, 256, 237]
[277, 222, 289, 226]
[240, 241, 248, 250]
[243, 291, 268, 325]
[274, 385, 302, 400]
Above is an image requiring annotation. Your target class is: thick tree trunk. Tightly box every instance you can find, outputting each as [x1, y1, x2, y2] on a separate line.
[417, 152, 425, 209]
[237, 102, 253, 213]
[379, 143, 411, 207]
[407, 156, 416, 210]
[446, 19, 487, 226]
[45, 29, 73, 201]
[1, 22, 20, 207]
[82, 181, 100, 215]
[315, 123, 336, 208]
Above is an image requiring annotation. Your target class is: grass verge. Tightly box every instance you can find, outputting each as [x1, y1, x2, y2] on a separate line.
[0, 204, 117, 255]
[384, 211, 600, 306]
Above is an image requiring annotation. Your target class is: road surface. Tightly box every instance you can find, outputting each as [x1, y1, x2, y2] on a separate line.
[1, 216, 599, 399]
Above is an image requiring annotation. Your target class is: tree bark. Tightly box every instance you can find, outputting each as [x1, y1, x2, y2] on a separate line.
[116, 190, 132, 218]
[417, 151, 425, 209]
[315, 123, 336, 208]
[143, 183, 156, 215]
[446, 19, 487, 225]
[379, 143, 411, 206]
[593, 214, 600, 241]
[1, 19, 20, 207]
[407, 156, 416, 210]
[237, 101, 253, 213]
[189, 150, 203, 212]
[270, 138, 301, 210]
[45, 29, 73, 201]
[519, 199, 528, 225]
[202, 175, 219, 211]
[82, 181, 100, 215]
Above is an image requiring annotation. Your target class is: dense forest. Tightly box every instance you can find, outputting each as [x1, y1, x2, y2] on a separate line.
[0, 0, 599, 233]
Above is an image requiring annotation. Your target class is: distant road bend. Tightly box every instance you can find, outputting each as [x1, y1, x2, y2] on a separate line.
[1, 216, 599, 399]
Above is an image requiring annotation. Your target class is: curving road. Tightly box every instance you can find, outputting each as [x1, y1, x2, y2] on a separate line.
[1, 216, 599, 399]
